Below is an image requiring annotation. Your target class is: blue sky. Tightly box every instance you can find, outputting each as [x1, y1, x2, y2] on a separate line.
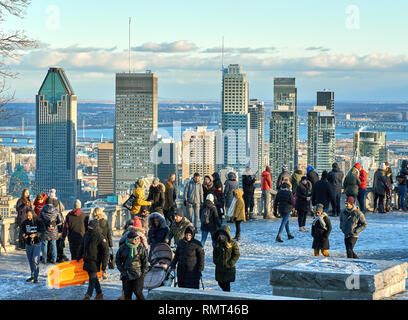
[4, 0, 408, 102]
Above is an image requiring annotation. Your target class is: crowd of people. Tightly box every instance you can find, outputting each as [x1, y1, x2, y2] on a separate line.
[14, 159, 408, 299]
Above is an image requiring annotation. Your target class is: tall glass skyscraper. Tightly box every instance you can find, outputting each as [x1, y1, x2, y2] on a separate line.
[248, 99, 265, 175]
[353, 131, 388, 167]
[317, 90, 335, 112]
[114, 71, 158, 195]
[34, 67, 78, 206]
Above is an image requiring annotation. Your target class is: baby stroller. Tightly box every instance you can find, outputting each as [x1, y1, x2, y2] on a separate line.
[143, 243, 176, 290]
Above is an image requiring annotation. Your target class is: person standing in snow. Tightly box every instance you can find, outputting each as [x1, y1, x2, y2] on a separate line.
[261, 166, 273, 218]
[274, 182, 295, 242]
[295, 176, 312, 232]
[311, 204, 332, 257]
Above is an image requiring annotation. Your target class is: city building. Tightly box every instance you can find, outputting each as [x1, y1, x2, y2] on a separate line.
[182, 126, 215, 183]
[353, 131, 388, 168]
[0, 195, 18, 218]
[317, 90, 335, 112]
[114, 71, 158, 195]
[248, 99, 265, 175]
[34, 67, 78, 206]
[97, 142, 114, 197]
[307, 106, 336, 175]
[154, 136, 181, 190]
[269, 106, 296, 184]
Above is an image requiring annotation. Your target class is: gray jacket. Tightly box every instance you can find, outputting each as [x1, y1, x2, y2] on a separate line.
[40, 204, 62, 241]
[183, 179, 204, 205]
[224, 172, 239, 208]
[340, 206, 367, 238]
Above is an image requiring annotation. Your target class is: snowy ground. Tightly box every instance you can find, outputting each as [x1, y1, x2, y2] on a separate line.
[1, 212, 408, 300]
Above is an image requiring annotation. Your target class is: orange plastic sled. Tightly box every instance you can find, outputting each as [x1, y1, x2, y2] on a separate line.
[47, 259, 103, 288]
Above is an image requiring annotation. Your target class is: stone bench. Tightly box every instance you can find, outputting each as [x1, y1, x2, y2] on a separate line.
[270, 258, 408, 300]
[147, 286, 307, 300]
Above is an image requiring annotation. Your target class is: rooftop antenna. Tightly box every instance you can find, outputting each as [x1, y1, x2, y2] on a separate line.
[128, 17, 131, 73]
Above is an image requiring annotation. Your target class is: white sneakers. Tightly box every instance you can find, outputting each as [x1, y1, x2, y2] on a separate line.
[298, 226, 309, 232]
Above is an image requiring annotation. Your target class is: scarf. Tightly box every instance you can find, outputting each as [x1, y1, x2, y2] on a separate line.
[125, 238, 139, 258]
[312, 213, 327, 230]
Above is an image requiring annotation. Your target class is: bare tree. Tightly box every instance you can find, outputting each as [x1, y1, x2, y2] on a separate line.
[0, 0, 38, 119]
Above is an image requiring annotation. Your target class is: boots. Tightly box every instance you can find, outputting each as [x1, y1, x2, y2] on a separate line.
[26, 275, 34, 282]
[275, 234, 283, 243]
[287, 233, 294, 240]
[314, 249, 320, 256]
[83, 294, 91, 300]
[94, 293, 104, 300]
[321, 250, 330, 257]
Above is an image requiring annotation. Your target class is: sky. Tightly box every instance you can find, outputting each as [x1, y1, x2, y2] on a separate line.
[3, 0, 408, 102]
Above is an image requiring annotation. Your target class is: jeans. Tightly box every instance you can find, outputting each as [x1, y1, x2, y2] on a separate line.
[41, 240, 57, 262]
[26, 243, 41, 278]
[344, 236, 358, 259]
[261, 190, 271, 217]
[278, 212, 291, 235]
[122, 277, 145, 300]
[186, 203, 200, 230]
[201, 230, 215, 248]
[373, 194, 385, 212]
[397, 185, 407, 209]
[87, 271, 102, 296]
[357, 189, 367, 212]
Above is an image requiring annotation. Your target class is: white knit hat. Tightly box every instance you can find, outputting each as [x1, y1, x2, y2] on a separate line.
[206, 194, 214, 203]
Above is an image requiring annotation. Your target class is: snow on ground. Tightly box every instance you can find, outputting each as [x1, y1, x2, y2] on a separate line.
[1, 212, 408, 300]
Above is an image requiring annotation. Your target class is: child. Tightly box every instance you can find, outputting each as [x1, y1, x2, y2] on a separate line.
[311, 204, 332, 257]
[231, 189, 246, 241]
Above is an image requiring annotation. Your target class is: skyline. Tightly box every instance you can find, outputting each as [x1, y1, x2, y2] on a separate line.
[4, 0, 408, 101]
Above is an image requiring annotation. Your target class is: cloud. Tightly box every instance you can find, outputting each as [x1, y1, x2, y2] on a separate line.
[203, 47, 277, 54]
[132, 40, 198, 53]
[305, 46, 330, 52]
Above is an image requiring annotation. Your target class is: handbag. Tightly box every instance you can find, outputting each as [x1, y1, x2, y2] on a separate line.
[108, 249, 115, 269]
[226, 198, 236, 218]
[123, 194, 136, 211]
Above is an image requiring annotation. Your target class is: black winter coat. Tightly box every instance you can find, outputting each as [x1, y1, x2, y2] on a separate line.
[16, 199, 32, 226]
[147, 213, 169, 246]
[77, 229, 109, 272]
[242, 175, 256, 195]
[276, 171, 291, 190]
[116, 242, 149, 280]
[147, 184, 165, 213]
[274, 188, 294, 214]
[311, 214, 332, 250]
[200, 200, 221, 232]
[203, 183, 216, 202]
[312, 178, 335, 209]
[373, 170, 388, 196]
[295, 181, 312, 211]
[98, 218, 113, 248]
[328, 167, 344, 194]
[62, 209, 89, 244]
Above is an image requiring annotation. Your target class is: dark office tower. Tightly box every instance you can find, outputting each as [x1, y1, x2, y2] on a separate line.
[114, 71, 158, 195]
[34, 67, 77, 206]
[97, 142, 114, 197]
[317, 90, 335, 112]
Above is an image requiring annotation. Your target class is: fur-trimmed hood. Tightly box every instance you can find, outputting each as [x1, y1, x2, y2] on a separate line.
[149, 182, 166, 194]
[120, 226, 149, 249]
[148, 212, 168, 229]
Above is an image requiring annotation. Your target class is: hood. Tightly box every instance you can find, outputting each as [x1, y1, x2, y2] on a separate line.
[265, 166, 271, 173]
[234, 189, 243, 199]
[349, 167, 359, 176]
[262, 171, 270, 178]
[41, 204, 59, 219]
[307, 166, 314, 174]
[354, 163, 361, 170]
[184, 226, 196, 239]
[70, 208, 83, 217]
[148, 212, 167, 229]
[213, 224, 233, 242]
[212, 172, 220, 181]
[228, 172, 237, 181]
[280, 183, 291, 190]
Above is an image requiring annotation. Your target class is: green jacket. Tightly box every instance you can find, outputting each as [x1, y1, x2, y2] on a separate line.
[212, 225, 240, 283]
[343, 167, 361, 196]
[165, 217, 193, 246]
[291, 171, 303, 194]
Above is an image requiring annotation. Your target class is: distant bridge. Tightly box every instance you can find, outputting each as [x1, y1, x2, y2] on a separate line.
[335, 120, 408, 132]
[0, 133, 111, 144]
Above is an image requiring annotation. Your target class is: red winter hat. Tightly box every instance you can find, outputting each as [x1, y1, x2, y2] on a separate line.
[346, 196, 355, 205]
[133, 216, 142, 229]
[354, 163, 361, 170]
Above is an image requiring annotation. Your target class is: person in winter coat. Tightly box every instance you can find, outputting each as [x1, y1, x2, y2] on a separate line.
[242, 167, 256, 220]
[170, 226, 205, 289]
[343, 166, 361, 203]
[385, 162, 394, 212]
[183, 173, 204, 229]
[295, 176, 312, 232]
[39, 203, 62, 264]
[274, 183, 295, 242]
[203, 175, 215, 203]
[311, 204, 332, 257]
[92, 207, 113, 279]
[130, 179, 152, 217]
[120, 223, 149, 251]
[312, 171, 336, 213]
[163, 173, 177, 225]
[147, 212, 169, 260]
[200, 194, 221, 247]
[165, 208, 194, 247]
[354, 163, 368, 213]
[224, 172, 239, 220]
[16, 188, 32, 250]
[134, 205, 150, 236]
[397, 160, 408, 211]
[116, 231, 149, 300]
[22, 209, 45, 283]
[291, 167, 303, 195]
[373, 163, 388, 213]
[62, 200, 89, 261]
[276, 165, 291, 190]
[77, 219, 109, 300]
[340, 196, 367, 259]
[212, 172, 225, 220]
[33, 193, 47, 217]
[212, 225, 240, 292]
[328, 163, 344, 217]
[231, 189, 246, 241]
[147, 178, 166, 214]
[261, 166, 273, 218]
[306, 166, 319, 187]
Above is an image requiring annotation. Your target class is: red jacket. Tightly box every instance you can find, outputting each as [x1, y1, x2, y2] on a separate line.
[261, 170, 272, 191]
[359, 169, 367, 189]
[34, 193, 48, 216]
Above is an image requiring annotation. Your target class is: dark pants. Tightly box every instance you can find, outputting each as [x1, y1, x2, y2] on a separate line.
[243, 193, 254, 214]
[69, 241, 81, 260]
[87, 271, 102, 296]
[344, 237, 358, 259]
[373, 193, 385, 212]
[234, 221, 242, 239]
[218, 281, 231, 292]
[18, 224, 25, 250]
[398, 185, 407, 209]
[297, 208, 308, 227]
[357, 189, 366, 212]
[122, 277, 145, 300]
[178, 278, 200, 289]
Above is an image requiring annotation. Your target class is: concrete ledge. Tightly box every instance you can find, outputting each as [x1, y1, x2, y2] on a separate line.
[147, 286, 307, 300]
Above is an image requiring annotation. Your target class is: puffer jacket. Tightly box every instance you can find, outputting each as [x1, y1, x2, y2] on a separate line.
[273, 184, 294, 214]
[232, 189, 246, 222]
[212, 225, 240, 283]
[39, 204, 62, 241]
[77, 228, 109, 272]
[147, 183, 166, 213]
[295, 180, 312, 211]
[373, 169, 388, 196]
[116, 240, 149, 280]
[224, 172, 239, 208]
[242, 174, 256, 195]
[200, 200, 221, 232]
[354, 163, 367, 189]
[343, 167, 361, 196]
[131, 186, 151, 215]
[312, 178, 335, 209]
[307, 166, 319, 186]
[328, 167, 344, 194]
[165, 217, 193, 246]
[311, 213, 332, 250]
[261, 170, 272, 191]
[147, 212, 169, 247]
[340, 206, 367, 238]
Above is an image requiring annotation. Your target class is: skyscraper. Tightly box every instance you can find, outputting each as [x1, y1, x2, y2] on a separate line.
[307, 106, 336, 175]
[114, 71, 158, 195]
[34, 67, 77, 206]
[248, 99, 265, 175]
[353, 131, 388, 167]
[273, 78, 298, 167]
[317, 90, 335, 112]
[221, 64, 250, 174]
[269, 106, 296, 184]
[97, 142, 114, 197]
[154, 137, 180, 189]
